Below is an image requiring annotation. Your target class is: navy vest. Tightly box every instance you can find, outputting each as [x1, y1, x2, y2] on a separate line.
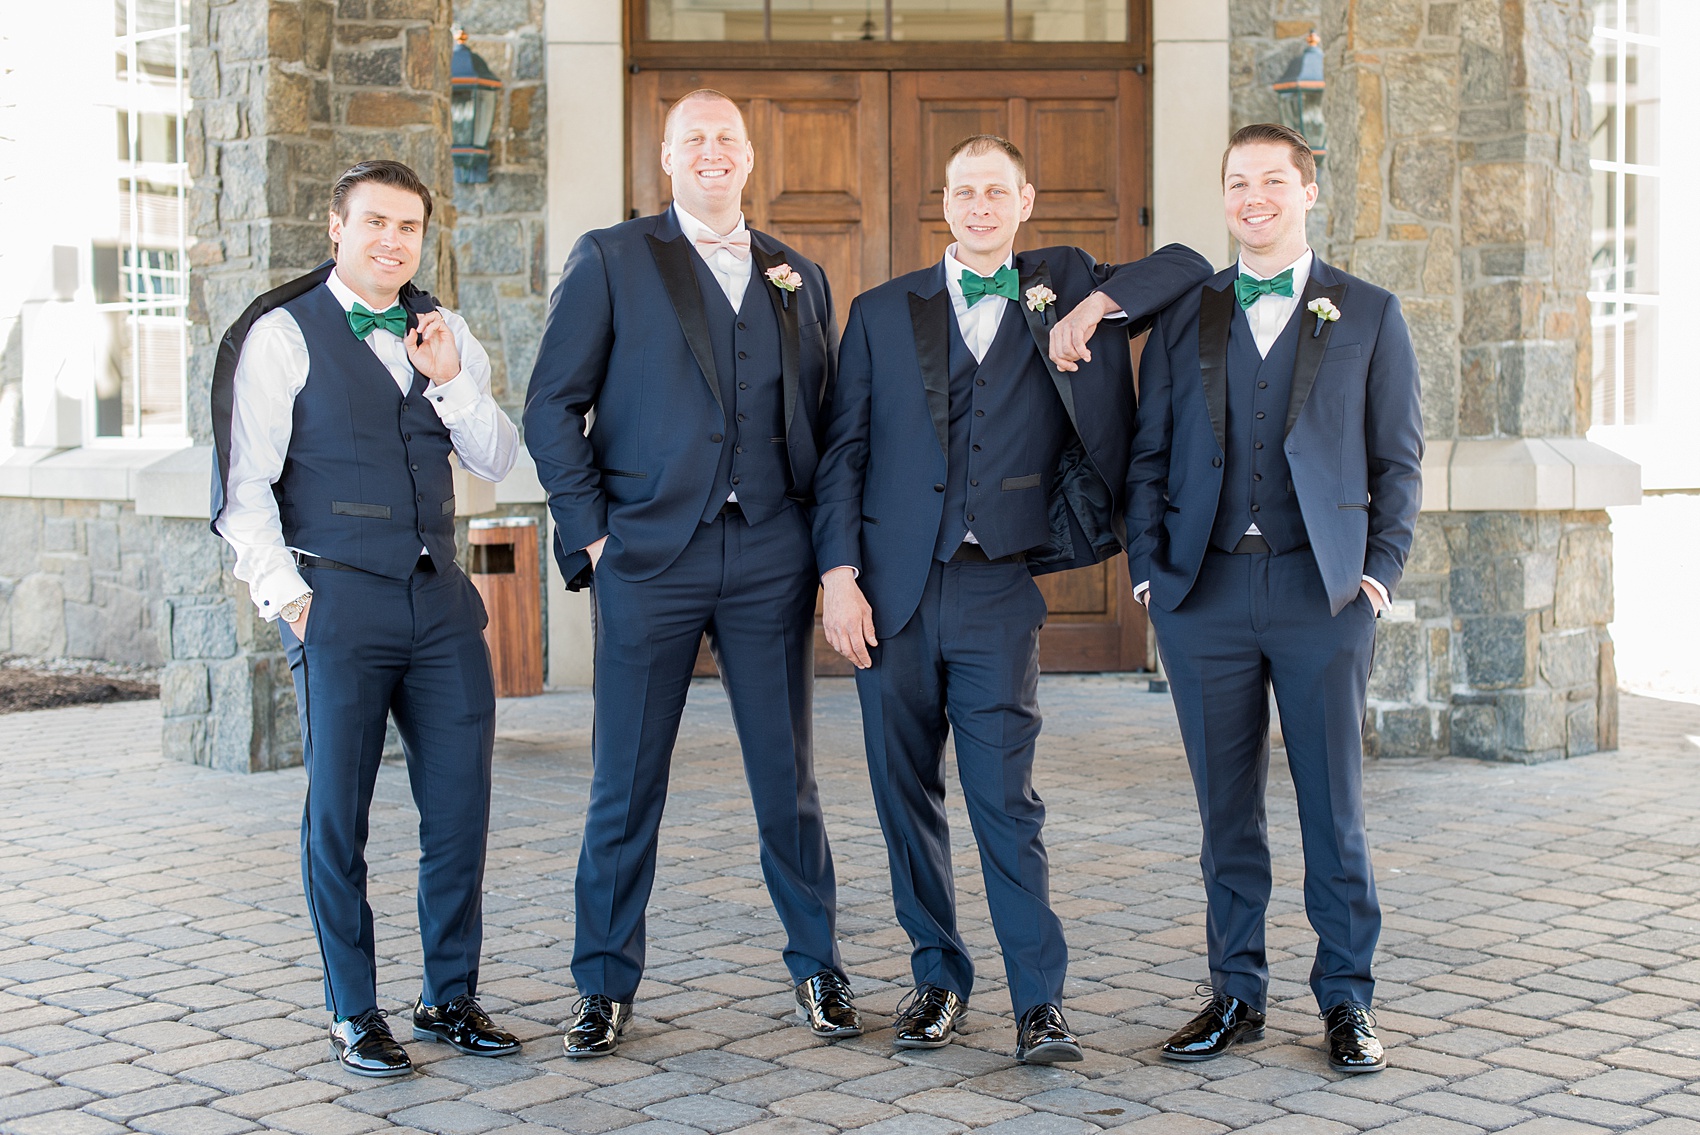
[689, 254, 791, 525]
[1210, 303, 1308, 553]
[932, 302, 1057, 561]
[275, 285, 458, 578]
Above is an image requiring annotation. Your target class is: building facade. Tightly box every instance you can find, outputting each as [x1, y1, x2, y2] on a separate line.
[0, 0, 1646, 768]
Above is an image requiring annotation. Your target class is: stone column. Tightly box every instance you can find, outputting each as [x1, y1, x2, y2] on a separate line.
[1316, 0, 1636, 761]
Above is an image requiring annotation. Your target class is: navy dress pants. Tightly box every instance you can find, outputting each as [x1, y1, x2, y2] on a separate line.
[575, 504, 841, 1002]
[1151, 547, 1381, 1012]
[854, 558, 1068, 1016]
[280, 560, 497, 1017]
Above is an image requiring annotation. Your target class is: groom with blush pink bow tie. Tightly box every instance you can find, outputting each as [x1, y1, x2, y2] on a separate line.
[524, 89, 856, 1058]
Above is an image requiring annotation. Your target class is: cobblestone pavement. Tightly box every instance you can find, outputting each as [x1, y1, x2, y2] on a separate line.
[4, 677, 1700, 1135]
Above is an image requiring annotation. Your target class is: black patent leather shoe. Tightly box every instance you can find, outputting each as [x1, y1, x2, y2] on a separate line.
[330, 1008, 413, 1078]
[1015, 1003, 1083, 1064]
[563, 994, 632, 1058]
[1160, 993, 1266, 1062]
[892, 986, 966, 1049]
[412, 994, 521, 1057]
[795, 970, 862, 1038]
[1323, 1001, 1386, 1073]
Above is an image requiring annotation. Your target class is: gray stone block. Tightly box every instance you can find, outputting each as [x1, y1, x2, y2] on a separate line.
[1498, 688, 1568, 759]
[1450, 702, 1499, 760]
[1369, 620, 1426, 702]
[1566, 700, 1598, 758]
[161, 662, 211, 718]
[1554, 520, 1611, 629]
[1460, 613, 1537, 689]
[1538, 627, 1596, 690]
[162, 716, 209, 766]
[1375, 707, 1445, 758]
[11, 573, 67, 657]
[1390, 137, 1456, 221]
[0, 498, 44, 577]
[86, 520, 121, 572]
[170, 601, 237, 661]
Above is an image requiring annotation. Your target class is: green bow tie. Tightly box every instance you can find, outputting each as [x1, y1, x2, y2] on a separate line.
[960, 265, 1019, 307]
[347, 301, 408, 340]
[1234, 268, 1294, 309]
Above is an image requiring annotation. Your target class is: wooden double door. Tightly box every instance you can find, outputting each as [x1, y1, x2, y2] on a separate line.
[632, 69, 1149, 673]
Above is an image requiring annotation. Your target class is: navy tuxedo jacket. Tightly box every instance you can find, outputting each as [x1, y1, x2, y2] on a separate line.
[523, 208, 835, 588]
[1127, 257, 1425, 616]
[814, 243, 1212, 639]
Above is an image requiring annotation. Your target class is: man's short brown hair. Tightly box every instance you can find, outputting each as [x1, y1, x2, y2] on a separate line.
[1221, 123, 1317, 187]
[330, 159, 434, 227]
[945, 134, 1028, 187]
[663, 89, 748, 142]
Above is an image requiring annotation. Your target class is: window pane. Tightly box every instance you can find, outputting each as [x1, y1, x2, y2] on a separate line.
[1624, 40, 1657, 167]
[1594, 0, 1616, 31]
[1622, 170, 1657, 292]
[95, 313, 185, 438]
[647, 0, 765, 40]
[1014, 0, 1126, 42]
[891, 0, 1006, 40]
[1625, 0, 1655, 35]
[771, 0, 886, 41]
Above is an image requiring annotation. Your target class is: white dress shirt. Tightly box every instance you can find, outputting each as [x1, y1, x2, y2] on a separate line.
[214, 268, 520, 619]
[673, 202, 753, 312]
[1134, 247, 1387, 611]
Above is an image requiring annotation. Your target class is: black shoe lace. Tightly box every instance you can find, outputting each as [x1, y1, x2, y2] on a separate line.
[894, 985, 948, 1025]
[810, 973, 854, 1014]
[1020, 1003, 1068, 1032]
[440, 993, 487, 1023]
[347, 1007, 390, 1034]
[1321, 1001, 1376, 1035]
[572, 994, 615, 1023]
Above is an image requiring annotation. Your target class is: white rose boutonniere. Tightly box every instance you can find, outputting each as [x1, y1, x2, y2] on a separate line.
[1025, 284, 1057, 313]
[1307, 297, 1341, 337]
[766, 264, 803, 293]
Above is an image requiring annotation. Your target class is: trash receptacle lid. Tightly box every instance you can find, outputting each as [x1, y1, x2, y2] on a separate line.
[470, 516, 539, 529]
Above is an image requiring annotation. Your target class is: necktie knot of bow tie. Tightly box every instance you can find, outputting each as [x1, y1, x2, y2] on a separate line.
[960, 265, 1019, 307]
[696, 230, 752, 261]
[347, 301, 408, 340]
[1234, 268, 1295, 309]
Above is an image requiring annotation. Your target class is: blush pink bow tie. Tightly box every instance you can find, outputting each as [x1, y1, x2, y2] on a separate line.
[695, 231, 752, 261]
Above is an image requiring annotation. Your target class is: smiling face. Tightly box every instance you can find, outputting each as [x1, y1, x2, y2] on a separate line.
[942, 148, 1035, 274]
[327, 181, 427, 308]
[1222, 140, 1317, 270]
[661, 95, 754, 232]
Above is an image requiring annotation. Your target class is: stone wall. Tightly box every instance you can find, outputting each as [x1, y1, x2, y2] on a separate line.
[1233, 0, 1613, 761]
[451, 0, 550, 415]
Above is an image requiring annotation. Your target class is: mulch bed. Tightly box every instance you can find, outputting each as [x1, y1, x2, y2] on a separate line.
[0, 664, 159, 714]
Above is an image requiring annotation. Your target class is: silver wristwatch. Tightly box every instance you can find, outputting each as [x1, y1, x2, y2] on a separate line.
[279, 592, 312, 623]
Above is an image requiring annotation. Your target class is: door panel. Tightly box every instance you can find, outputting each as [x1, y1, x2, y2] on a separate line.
[632, 67, 1147, 675]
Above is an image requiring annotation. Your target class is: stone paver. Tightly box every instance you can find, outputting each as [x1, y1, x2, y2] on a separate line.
[2, 683, 1700, 1133]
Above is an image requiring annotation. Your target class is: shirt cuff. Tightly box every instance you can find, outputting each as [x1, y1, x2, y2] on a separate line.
[1133, 580, 1150, 602]
[1362, 575, 1390, 609]
[422, 369, 476, 419]
[823, 564, 860, 581]
[253, 566, 313, 621]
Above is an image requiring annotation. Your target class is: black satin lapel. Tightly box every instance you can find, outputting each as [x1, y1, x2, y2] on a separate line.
[1198, 283, 1234, 453]
[908, 289, 952, 457]
[1286, 277, 1347, 436]
[646, 233, 722, 409]
[1018, 260, 1079, 425]
[750, 239, 802, 433]
[210, 259, 335, 533]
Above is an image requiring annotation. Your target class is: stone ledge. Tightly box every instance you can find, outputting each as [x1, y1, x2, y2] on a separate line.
[0, 444, 191, 503]
[1425, 438, 1641, 512]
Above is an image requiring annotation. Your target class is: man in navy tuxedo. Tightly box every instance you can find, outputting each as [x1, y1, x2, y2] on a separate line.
[524, 90, 857, 1057]
[1066, 123, 1423, 1073]
[815, 134, 1210, 1062]
[212, 160, 522, 1077]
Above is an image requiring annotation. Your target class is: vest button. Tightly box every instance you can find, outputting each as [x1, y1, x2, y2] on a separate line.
[411, 463, 419, 471]
[1251, 504, 1261, 512]
[967, 514, 975, 522]
[1254, 473, 1263, 481]
[737, 322, 747, 330]
[1255, 441, 1264, 449]
[735, 445, 744, 453]
[1258, 381, 1268, 389]
[731, 476, 741, 485]
[974, 410, 984, 417]
[710, 433, 723, 442]
[739, 382, 748, 390]
[976, 379, 986, 386]
[972, 444, 981, 452]
[970, 479, 979, 487]
[405, 433, 412, 441]
[737, 413, 747, 422]
[738, 351, 748, 359]
[1211, 456, 1223, 468]
[934, 484, 945, 492]
[1255, 411, 1266, 420]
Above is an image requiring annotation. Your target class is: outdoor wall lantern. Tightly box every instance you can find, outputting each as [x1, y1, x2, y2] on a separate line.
[451, 28, 502, 184]
[1271, 30, 1326, 167]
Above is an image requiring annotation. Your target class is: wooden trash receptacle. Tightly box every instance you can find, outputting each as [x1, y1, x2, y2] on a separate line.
[468, 517, 543, 697]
